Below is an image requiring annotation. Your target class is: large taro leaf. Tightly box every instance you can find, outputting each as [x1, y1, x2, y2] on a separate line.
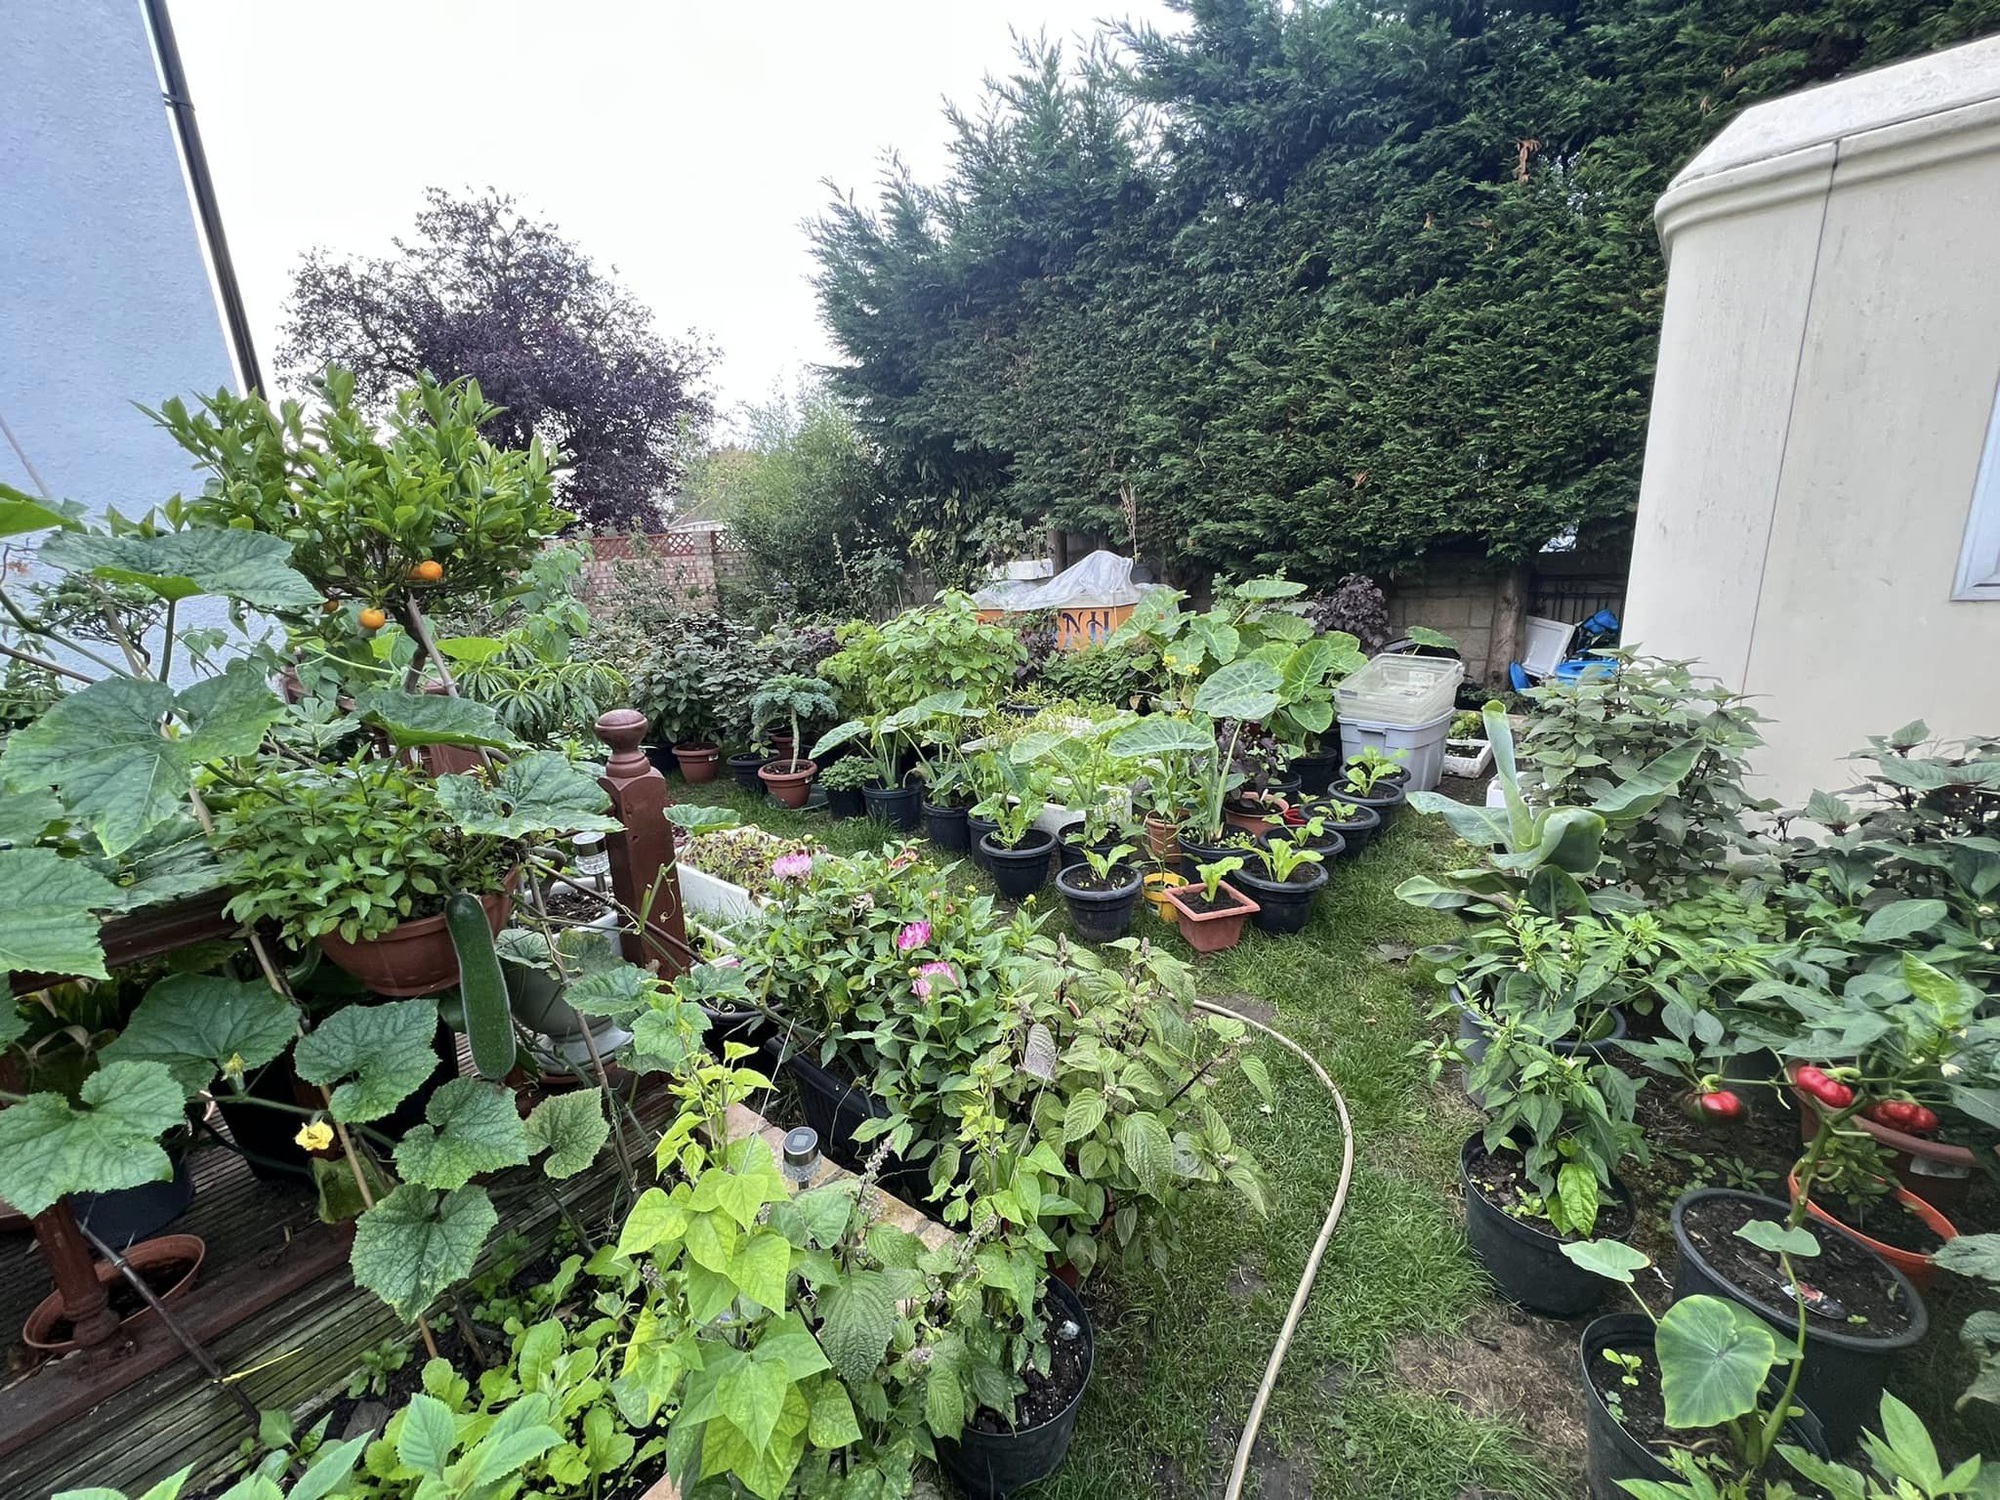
[434, 751, 620, 838]
[393, 1077, 529, 1190]
[0, 662, 281, 855]
[1191, 657, 1282, 724]
[101, 974, 299, 1096]
[38, 527, 318, 611]
[524, 1090, 609, 1178]
[351, 1183, 498, 1322]
[1655, 1294, 1783, 1430]
[293, 998, 440, 1123]
[1108, 716, 1214, 760]
[0, 846, 122, 983]
[0, 1060, 185, 1216]
[0, 789, 64, 847]
[352, 689, 512, 750]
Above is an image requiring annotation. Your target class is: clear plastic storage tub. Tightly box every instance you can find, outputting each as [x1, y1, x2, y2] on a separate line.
[1335, 654, 1465, 727]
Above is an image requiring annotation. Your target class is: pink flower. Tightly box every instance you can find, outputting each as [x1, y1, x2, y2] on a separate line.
[912, 960, 957, 999]
[712, 955, 741, 968]
[897, 920, 932, 952]
[772, 852, 813, 882]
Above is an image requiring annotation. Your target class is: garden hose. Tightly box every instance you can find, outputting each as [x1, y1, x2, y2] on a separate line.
[1193, 998, 1356, 1500]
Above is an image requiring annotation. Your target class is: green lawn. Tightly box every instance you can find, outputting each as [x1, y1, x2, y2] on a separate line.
[673, 780, 1572, 1499]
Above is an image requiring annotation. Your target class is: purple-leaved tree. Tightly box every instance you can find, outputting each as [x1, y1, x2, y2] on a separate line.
[281, 188, 714, 529]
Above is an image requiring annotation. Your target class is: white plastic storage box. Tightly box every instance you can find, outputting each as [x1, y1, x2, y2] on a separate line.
[1339, 708, 1456, 793]
[1335, 654, 1464, 728]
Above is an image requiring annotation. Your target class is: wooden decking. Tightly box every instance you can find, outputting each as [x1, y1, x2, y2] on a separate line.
[0, 1086, 943, 1500]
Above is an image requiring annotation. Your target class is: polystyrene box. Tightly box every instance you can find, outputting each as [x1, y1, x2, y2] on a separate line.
[1335, 654, 1465, 727]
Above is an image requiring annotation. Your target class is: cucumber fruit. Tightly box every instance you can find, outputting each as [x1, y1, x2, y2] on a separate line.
[445, 892, 514, 1079]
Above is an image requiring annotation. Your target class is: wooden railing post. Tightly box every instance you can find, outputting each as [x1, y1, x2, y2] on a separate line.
[34, 1201, 119, 1349]
[594, 709, 690, 978]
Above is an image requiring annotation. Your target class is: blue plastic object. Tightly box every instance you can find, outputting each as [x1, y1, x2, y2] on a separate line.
[1509, 662, 1532, 692]
[1553, 657, 1616, 684]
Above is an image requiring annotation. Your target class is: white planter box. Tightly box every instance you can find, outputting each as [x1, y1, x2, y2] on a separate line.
[1442, 738, 1495, 779]
[677, 863, 760, 924]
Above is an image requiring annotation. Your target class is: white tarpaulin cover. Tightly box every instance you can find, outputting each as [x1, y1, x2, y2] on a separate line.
[972, 550, 1156, 612]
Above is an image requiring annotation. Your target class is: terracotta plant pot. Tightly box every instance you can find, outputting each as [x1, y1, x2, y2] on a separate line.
[1787, 1171, 1957, 1291]
[1222, 795, 1284, 836]
[24, 1232, 205, 1352]
[1143, 813, 1182, 863]
[317, 883, 513, 997]
[758, 758, 818, 809]
[1164, 881, 1259, 954]
[1788, 1066, 1979, 1210]
[672, 743, 722, 783]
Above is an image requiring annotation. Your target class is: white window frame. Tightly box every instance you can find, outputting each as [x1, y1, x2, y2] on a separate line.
[1955, 375, 2000, 600]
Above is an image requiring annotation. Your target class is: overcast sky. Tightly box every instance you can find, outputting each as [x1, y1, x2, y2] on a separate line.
[170, 1, 1172, 428]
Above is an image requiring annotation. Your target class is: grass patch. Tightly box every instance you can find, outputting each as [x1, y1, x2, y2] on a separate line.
[673, 778, 1562, 1497]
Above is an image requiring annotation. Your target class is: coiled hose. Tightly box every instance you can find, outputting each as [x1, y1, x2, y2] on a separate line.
[1194, 998, 1357, 1500]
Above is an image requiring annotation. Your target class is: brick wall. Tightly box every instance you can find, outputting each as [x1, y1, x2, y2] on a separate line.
[582, 530, 753, 611]
[1385, 555, 1508, 684]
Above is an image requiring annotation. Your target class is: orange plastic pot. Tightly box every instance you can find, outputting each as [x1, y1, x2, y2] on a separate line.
[1788, 1066, 1978, 1211]
[673, 743, 722, 783]
[317, 881, 514, 997]
[758, 758, 818, 809]
[1163, 882, 1259, 954]
[24, 1232, 205, 1351]
[1788, 1171, 1957, 1291]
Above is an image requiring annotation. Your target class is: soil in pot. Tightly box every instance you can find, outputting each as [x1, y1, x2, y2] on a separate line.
[1807, 1186, 1945, 1255]
[1228, 861, 1327, 937]
[1674, 1188, 1926, 1452]
[981, 829, 1057, 901]
[1175, 827, 1259, 881]
[936, 1279, 1093, 1499]
[1580, 1314, 1830, 1500]
[1463, 1138, 1632, 1318]
[1055, 862, 1143, 943]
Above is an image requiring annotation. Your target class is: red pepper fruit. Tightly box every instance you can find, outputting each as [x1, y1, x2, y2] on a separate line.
[1870, 1100, 1941, 1135]
[1795, 1066, 1855, 1110]
[1684, 1089, 1747, 1124]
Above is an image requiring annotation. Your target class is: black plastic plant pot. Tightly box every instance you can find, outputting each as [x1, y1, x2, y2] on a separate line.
[727, 751, 769, 790]
[1670, 1188, 1928, 1453]
[780, 1048, 934, 1205]
[1334, 778, 1407, 825]
[1266, 773, 1303, 802]
[214, 1055, 316, 1183]
[700, 1005, 772, 1052]
[862, 785, 922, 831]
[981, 828, 1057, 900]
[825, 785, 866, 820]
[1228, 861, 1329, 937]
[74, 1139, 196, 1248]
[1462, 1135, 1625, 1318]
[936, 1277, 1094, 1499]
[1308, 796, 1381, 855]
[1579, 1314, 1828, 1500]
[643, 741, 676, 777]
[923, 800, 971, 851]
[1175, 830, 1246, 881]
[1292, 751, 1341, 796]
[1455, 994, 1626, 1109]
[1055, 862, 1143, 943]
[967, 812, 1000, 870]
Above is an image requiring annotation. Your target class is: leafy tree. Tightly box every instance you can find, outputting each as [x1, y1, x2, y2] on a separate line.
[282, 188, 713, 529]
[689, 379, 904, 617]
[813, 0, 2000, 582]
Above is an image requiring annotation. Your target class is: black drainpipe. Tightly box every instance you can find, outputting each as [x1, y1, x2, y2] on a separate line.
[141, 0, 264, 396]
